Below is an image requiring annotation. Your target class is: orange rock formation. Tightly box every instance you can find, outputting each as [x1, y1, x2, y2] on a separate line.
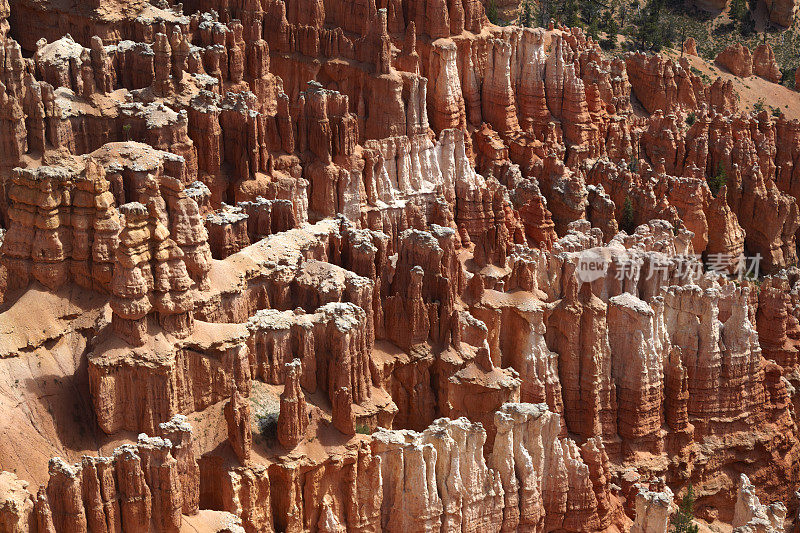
[0, 0, 799, 530]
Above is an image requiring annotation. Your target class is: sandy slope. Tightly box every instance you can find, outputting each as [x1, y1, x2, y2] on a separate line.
[0, 285, 132, 484]
[667, 49, 800, 119]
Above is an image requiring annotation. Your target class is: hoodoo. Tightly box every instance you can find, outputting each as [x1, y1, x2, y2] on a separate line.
[0, 0, 799, 529]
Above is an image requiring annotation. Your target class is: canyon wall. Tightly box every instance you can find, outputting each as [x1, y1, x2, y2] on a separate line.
[0, 0, 799, 530]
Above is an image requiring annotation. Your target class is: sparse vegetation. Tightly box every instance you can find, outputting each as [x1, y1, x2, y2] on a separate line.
[728, 0, 745, 23]
[620, 196, 635, 233]
[599, 8, 620, 49]
[355, 424, 372, 435]
[486, 0, 500, 24]
[707, 163, 727, 197]
[633, 0, 671, 51]
[600, 37, 616, 50]
[556, 0, 581, 28]
[669, 484, 700, 533]
[122, 123, 132, 141]
[256, 411, 278, 439]
[688, 66, 712, 85]
[591, 0, 799, 89]
[729, 0, 755, 35]
[685, 112, 696, 126]
[519, 0, 535, 27]
[780, 66, 796, 89]
[250, 391, 281, 444]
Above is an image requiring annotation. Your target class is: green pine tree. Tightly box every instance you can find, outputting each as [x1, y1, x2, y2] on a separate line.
[536, 0, 550, 27]
[601, 9, 619, 35]
[729, 0, 746, 20]
[634, 0, 673, 51]
[554, 0, 580, 27]
[520, 0, 534, 27]
[620, 196, 635, 233]
[580, 0, 601, 26]
[670, 484, 700, 533]
[707, 163, 727, 197]
[588, 18, 601, 41]
[564, 0, 580, 26]
[729, 0, 755, 34]
[486, 0, 500, 24]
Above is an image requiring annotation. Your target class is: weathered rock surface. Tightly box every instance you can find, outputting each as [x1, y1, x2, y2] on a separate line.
[631, 482, 673, 533]
[277, 359, 308, 448]
[732, 474, 786, 532]
[1, 0, 800, 531]
[225, 390, 253, 464]
[716, 43, 754, 78]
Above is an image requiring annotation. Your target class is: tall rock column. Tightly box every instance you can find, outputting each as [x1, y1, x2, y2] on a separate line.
[110, 202, 153, 346]
[333, 386, 356, 435]
[81, 456, 122, 532]
[46, 458, 87, 533]
[34, 486, 56, 533]
[631, 483, 673, 533]
[152, 33, 172, 96]
[482, 38, 519, 135]
[428, 41, 466, 134]
[2, 168, 42, 288]
[732, 474, 787, 531]
[114, 445, 152, 532]
[151, 232, 195, 337]
[544, 34, 567, 119]
[159, 415, 200, 515]
[607, 293, 665, 453]
[515, 28, 550, 136]
[488, 403, 608, 532]
[225, 390, 253, 464]
[662, 284, 766, 433]
[166, 182, 211, 290]
[704, 185, 745, 273]
[277, 359, 309, 448]
[547, 280, 617, 442]
[757, 277, 799, 369]
[86, 158, 120, 293]
[137, 435, 182, 533]
[0, 81, 26, 168]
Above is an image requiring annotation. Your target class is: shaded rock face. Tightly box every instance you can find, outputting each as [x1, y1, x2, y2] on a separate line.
[225, 390, 253, 463]
[87, 319, 252, 435]
[764, 0, 798, 26]
[246, 301, 375, 433]
[158, 415, 200, 516]
[2, 0, 800, 530]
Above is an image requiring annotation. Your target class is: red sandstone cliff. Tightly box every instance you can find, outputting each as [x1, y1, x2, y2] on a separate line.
[0, 0, 798, 530]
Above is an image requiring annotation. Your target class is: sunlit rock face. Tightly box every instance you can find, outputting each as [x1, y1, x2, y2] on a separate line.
[0, 0, 799, 530]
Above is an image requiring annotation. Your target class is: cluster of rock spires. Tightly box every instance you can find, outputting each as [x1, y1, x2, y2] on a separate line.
[0, 0, 799, 529]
